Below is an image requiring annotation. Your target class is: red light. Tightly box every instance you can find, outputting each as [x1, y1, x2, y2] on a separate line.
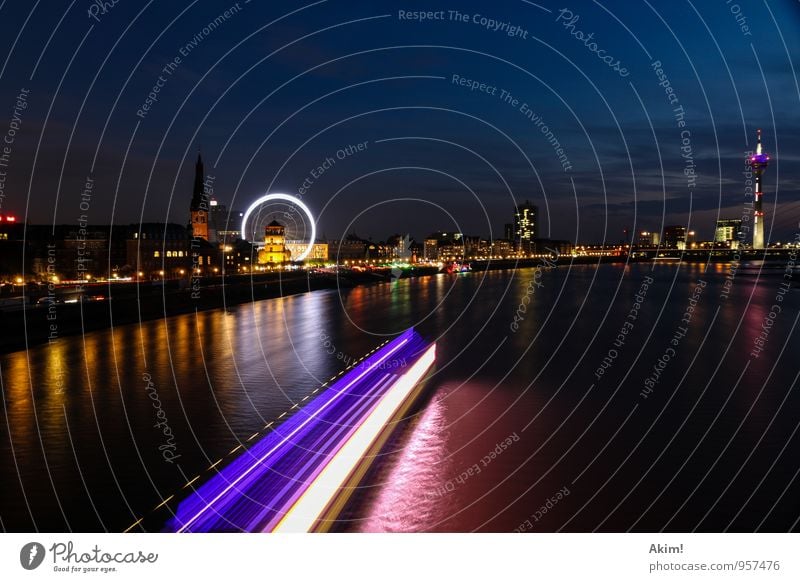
[7, 216, 15, 222]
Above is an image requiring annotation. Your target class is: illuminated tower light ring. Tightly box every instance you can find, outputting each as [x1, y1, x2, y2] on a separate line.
[241, 193, 317, 261]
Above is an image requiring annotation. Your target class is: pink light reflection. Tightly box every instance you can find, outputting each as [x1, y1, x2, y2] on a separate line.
[350, 392, 451, 532]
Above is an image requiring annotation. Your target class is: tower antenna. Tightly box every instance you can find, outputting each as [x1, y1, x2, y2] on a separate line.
[750, 129, 770, 250]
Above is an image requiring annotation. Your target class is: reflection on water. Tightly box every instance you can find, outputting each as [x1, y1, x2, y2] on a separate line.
[2, 264, 800, 532]
[346, 391, 452, 532]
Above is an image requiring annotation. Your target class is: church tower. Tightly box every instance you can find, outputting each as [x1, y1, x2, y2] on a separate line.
[190, 153, 209, 240]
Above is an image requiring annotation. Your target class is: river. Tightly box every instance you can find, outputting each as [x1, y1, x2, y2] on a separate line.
[2, 262, 799, 532]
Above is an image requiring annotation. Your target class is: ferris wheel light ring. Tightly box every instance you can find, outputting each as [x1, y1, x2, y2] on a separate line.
[241, 193, 316, 261]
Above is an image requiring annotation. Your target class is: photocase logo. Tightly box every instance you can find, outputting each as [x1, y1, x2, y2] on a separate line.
[19, 542, 45, 570]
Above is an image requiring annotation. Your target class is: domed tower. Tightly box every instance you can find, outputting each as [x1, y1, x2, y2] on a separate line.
[258, 220, 291, 265]
[751, 129, 770, 250]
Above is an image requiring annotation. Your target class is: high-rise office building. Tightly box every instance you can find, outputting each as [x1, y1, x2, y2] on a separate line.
[637, 230, 660, 247]
[514, 201, 537, 252]
[662, 225, 687, 250]
[715, 219, 743, 248]
[207, 199, 244, 244]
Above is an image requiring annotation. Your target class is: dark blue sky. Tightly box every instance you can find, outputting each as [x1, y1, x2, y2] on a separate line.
[0, 0, 798, 243]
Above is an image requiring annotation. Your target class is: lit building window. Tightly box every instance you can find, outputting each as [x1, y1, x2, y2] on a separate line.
[154, 251, 160, 258]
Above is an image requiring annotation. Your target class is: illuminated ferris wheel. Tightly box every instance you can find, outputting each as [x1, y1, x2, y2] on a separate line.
[240, 193, 316, 261]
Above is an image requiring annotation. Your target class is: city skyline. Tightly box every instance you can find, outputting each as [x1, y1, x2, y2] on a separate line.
[0, 2, 797, 243]
[0, 133, 783, 246]
[0, 133, 783, 249]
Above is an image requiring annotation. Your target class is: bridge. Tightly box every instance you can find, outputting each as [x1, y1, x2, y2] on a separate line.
[165, 328, 435, 533]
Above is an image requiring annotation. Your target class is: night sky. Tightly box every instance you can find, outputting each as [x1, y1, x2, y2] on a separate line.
[0, 0, 798, 243]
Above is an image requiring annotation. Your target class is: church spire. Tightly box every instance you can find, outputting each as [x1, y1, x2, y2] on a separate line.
[191, 152, 204, 211]
[189, 151, 209, 240]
